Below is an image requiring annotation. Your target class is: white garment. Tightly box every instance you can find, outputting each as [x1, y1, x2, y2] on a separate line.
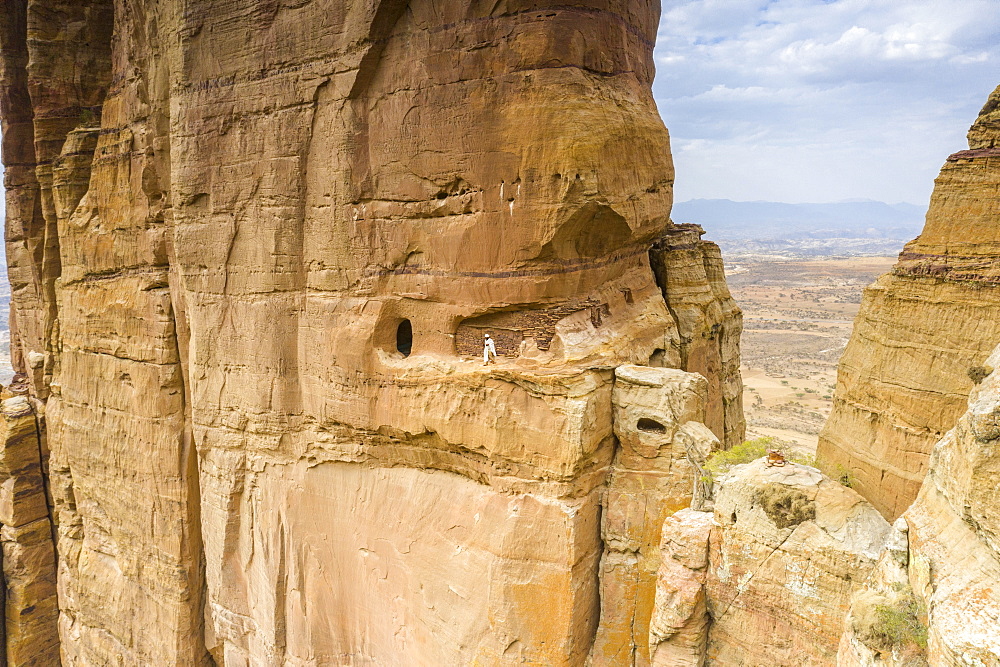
[483, 337, 497, 363]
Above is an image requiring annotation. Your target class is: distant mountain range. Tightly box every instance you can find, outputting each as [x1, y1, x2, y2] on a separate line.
[672, 199, 926, 241]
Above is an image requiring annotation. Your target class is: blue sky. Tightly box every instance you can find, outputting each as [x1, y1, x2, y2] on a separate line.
[0, 1, 997, 214]
[654, 0, 1000, 205]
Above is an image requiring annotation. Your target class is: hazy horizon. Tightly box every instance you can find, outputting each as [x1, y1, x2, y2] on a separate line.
[654, 0, 998, 206]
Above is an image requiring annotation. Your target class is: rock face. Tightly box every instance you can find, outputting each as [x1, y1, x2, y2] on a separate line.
[0, 394, 60, 666]
[818, 84, 1000, 519]
[708, 461, 890, 665]
[650, 224, 743, 450]
[838, 343, 1000, 667]
[648, 508, 713, 667]
[837, 519, 921, 667]
[0, 1, 744, 664]
[590, 366, 717, 665]
[648, 459, 892, 666]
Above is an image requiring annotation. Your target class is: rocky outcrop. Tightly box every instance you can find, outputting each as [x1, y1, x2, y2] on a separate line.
[837, 519, 923, 666]
[650, 224, 743, 450]
[708, 461, 890, 665]
[0, 1, 744, 664]
[838, 342, 1000, 666]
[0, 394, 59, 665]
[649, 459, 891, 666]
[0, 0, 113, 398]
[648, 508, 714, 666]
[818, 84, 1000, 519]
[590, 366, 717, 665]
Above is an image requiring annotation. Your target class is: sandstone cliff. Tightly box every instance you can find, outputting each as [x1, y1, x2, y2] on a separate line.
[645, 359, 1000, 667]
[649, 459, 891, 666]
[838, 342, 1000, 666]
[818, 84, 1000, 519]
[0, 1, 743, 664]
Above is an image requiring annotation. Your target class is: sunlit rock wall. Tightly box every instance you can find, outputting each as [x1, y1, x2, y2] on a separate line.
[818, 84, 1000, 519]
[839, 342, 1000, 666]
[648, 459, 891, 667]
[0, 1, 744, 664]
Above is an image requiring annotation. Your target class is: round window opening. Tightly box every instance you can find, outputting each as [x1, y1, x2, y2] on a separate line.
[637, 417, 666, 434]
[396, 319, 413, 357]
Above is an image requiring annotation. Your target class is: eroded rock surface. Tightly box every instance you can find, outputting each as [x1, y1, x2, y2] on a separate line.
[0, 395, 59, 665]
[838, 343, 1000, 666]
[649, 224, 743, 450]
[649, 459, 892, 667]
[590, 367, 718, 666]
[0, 1, 743, 664]
[648, 508, 713, 667]
[706, 460, 890, 666]
[818, 84, 1000, 519]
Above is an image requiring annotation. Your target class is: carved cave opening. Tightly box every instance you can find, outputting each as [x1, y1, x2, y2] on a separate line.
[637, 418, 667, 434]
[454, 300, 604, 358]
[396, 320, 412, 357]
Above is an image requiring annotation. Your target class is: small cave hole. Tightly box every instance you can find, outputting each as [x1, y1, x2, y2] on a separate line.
[731, 512, 738, 524]
[648, 348, 666, 367]
[637, 418, 666, 434]
[396, 320, 413, 357]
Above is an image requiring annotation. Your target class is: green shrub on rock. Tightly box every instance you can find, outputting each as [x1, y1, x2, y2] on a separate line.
[702, 437, 818, 484]
[702, 437, 773, 483]
[852, 586, 928, 665]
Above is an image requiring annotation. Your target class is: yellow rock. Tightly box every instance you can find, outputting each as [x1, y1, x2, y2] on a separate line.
[839, 342, 1000, 666]
[819, 84, 1000, 519]
[590, 367, 718, 666]
[0, 1, 743, 664]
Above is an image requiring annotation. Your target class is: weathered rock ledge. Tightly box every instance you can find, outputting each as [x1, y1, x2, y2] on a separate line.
[647, 343, 1000, 666]
[650, 459, 891, 666]
[838, 342, 1000, 666]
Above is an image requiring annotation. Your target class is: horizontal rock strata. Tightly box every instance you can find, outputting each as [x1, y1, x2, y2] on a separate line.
[818, 84, 1000, 519]
[589, 366, 717, 665]
[839, 342, 1000, 666]
[0, 395, 59, 666]
[0, 1, 743, 664]
[650, 224, 743, 450]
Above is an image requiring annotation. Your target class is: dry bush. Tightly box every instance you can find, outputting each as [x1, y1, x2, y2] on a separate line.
[753, 483, 815, 529]
[968, 365, 991, 385]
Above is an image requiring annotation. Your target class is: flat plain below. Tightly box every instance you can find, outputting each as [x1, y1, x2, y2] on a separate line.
[724, 254, 898, 457]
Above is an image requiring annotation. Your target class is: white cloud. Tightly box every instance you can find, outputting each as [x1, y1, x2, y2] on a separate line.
[654, 0, 1000, 204]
